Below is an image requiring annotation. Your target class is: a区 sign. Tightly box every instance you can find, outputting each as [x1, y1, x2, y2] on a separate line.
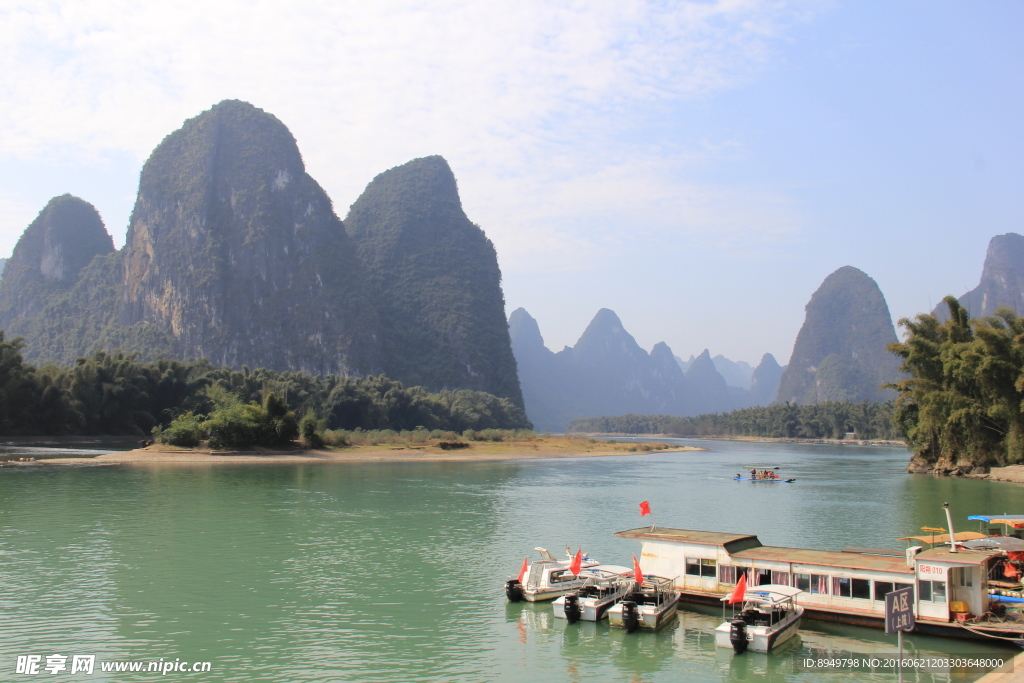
[885, 586, 915, 634]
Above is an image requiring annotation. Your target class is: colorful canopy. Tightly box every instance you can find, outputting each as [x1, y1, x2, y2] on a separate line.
[898, 531, 987, 543]
[968, 515, 1024, 529]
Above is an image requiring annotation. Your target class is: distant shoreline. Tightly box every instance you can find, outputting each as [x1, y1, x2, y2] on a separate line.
[2, 437, 707, 467]
[575, 433, 909, 448]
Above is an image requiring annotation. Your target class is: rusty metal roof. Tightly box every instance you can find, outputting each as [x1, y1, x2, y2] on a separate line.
[916, 547, 1000, 565]
[730, 545, 915, 574]
[615, 527, 761, 549]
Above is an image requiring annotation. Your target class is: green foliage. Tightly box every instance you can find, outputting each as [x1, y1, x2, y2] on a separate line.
[887, 297, 1024, 467]
[566, 401, 902, 441]
[0, 339, 531, 438]
[157, 412, 204, 447]
[299, 411, 326, 449]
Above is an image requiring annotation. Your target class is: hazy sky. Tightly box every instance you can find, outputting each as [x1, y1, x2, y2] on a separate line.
[1, 1, 1021, 366]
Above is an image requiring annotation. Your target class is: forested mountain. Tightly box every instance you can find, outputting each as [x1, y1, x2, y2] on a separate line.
[776, 266, 901, 404]
[509, 307, 782, 432]
[0, 101, 523, 407]
[934, 232, 1024, 320]
[344, 156, 522, 405]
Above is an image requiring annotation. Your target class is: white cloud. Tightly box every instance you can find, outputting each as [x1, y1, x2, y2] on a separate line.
[0, 0, 821, 261]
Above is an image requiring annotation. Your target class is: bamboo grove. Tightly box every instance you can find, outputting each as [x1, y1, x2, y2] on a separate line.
[887, 296, 1024, 468]
[0, 332, 530, 437]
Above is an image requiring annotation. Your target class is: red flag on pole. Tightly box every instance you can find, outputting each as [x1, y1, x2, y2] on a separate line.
[639, 500, 652, 517]
[632, 555, 644, 584]
[517, 557, 529, 583]
[568, 548, 583, 576]
[727, 572, 747, 604]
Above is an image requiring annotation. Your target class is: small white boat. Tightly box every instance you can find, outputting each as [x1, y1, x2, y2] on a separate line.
[505, 548, 623, 602]
[607, 575, 680, 632]
[715, 584, 803, 654]
[552, 570, 633, 622]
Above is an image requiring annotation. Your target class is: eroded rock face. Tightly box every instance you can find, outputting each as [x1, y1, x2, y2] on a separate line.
[777, 266, 901, 404]
[119, 100, 379, 376]
[936, 232, 1024, 319]
[345, 155, 523, 405]
[0, 194, 114, 325]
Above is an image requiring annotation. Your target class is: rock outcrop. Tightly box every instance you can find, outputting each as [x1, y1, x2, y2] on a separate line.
[935, 232, 1024, 319]
[119, 100, 379, 376]
[345, 155, 522, 405]
[776, 266, 901, 404]
[747, 353, 784, 406]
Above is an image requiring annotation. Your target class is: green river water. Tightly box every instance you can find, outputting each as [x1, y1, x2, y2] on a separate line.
[0, 439, 1020, 682]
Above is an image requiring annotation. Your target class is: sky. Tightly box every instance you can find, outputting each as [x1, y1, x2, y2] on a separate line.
[1, 0, 1021, 366]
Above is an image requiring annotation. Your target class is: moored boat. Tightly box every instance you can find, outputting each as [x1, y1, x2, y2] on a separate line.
[553, 570, 633, 622]
[715, 584, 803, 653]
[505, 547, 623, 602]
[607, 575, 680, 632]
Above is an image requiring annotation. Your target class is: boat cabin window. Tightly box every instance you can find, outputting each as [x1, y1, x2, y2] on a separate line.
[794, 573, 828, 594]
[549, 570, 578, 584]
[873, 581, 913, 601]
[718, 564, 738, 585]
[771, 571, 790, 586]
[950, 567, 973, 588]
[685, 558, 716, 578]
[918, 579, 946, 603]
[832, 577, 871, 599]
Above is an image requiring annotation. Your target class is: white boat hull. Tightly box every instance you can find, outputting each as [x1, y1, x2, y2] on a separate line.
[607, 597, 679, 630]
[715, 609, 803, 653]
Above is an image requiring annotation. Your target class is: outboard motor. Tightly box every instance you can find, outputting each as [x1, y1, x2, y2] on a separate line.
[505, 579, 525, 603]
[621, 601, 640, 633]
[729, 619, 749, 654]
[564, 594, 582, 623]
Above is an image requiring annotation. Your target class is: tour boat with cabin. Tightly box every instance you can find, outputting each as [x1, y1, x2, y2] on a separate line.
[552, 570, 633, 622]
[715, 584, 804, 653]
[606, 574, 680, 632]
[614, 514, 1024, 643]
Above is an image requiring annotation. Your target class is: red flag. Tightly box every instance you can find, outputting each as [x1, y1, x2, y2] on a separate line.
[632, 555, 644, 584]
[517, 557, 529, 583]
[639, 500, 652, 517]
[568, 548, 583, 576]
[728, 572, 747, 604]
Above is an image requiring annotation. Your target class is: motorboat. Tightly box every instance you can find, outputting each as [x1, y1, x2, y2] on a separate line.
[715, 584, 803, 654]
[552, 570, 633, 622]
[505, 548, 626, 602]
[607, 574, 680, 632]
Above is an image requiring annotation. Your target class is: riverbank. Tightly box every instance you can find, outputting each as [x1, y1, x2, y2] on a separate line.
[3, 436, 706, 467]
[576, 433, 908, 448]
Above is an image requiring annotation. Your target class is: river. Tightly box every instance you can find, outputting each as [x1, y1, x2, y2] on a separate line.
[0, 439, 1020, 682]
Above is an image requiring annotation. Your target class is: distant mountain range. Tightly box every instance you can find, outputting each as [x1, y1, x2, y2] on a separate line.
[509, 307, 784, 432]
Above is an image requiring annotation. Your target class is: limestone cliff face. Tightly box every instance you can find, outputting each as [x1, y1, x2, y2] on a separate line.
[935, 232, 1024, 319]
[345, 155, 523, 405]
[776, 266, 900, 404]
[0, 194, 114, 328]
[119, 100, 379, 375]
[748, 353, 784, 405]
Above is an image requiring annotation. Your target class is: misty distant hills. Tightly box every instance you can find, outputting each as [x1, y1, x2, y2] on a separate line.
[934, 232, 1024, 320]
[776, 266, 901, 404]
[509, 307, 784, 432]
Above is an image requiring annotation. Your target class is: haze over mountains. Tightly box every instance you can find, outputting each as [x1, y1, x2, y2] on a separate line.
[509, 307, 785, 432]
[0, 98, 1019, 434]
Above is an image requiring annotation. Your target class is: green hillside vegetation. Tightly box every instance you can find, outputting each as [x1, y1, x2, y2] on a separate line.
[889, 296, 1024, 472]
[566, 400, 901, 440]
[0, 333, 530, 442]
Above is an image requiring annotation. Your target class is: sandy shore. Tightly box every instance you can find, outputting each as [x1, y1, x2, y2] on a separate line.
[576, 433, 908, 448]
[6, 438, 706, 467]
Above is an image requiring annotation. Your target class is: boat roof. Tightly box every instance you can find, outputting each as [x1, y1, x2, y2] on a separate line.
[898, 531, 987, 543]
[962, 537, 1024, 552]
[731, 545, 914, 574]
[916, 547, 1001, 565]
[615, 527, 762, 553]
[968, 515, 1024, 528]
